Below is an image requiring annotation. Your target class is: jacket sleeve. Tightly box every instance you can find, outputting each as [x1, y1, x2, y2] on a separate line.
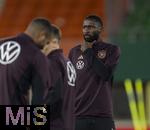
[44, 57, 64, 120]
[84, 43, 120, 81]
[31, 52, 52, 105]
[44, 56, 64, 105]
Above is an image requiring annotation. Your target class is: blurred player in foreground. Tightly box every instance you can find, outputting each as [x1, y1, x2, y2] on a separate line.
[69, 15, 120, 130]
[0, 18, 52, 105]
[43, 25, 76, 130]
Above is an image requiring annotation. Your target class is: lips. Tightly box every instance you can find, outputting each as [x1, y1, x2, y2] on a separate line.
[84, 34, 91, 37]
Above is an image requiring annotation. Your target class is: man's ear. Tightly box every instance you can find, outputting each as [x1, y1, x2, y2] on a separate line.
[39, 31, 46, 41]
[98, 26, 103, 33]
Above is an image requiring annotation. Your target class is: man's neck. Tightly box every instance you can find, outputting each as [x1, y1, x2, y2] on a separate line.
[81, 42, 92, 52]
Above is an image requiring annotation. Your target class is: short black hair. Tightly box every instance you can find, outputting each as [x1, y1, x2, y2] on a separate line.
[51, 25, 61, 40]
[84, 15, 103, 27]
[31, 17, 52, 37]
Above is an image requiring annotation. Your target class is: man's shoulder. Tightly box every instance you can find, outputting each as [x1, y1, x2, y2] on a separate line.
[97, 41, 120, 52]
[101, 41, 119, 48]
[70, 44, 81, 51]
[48, 50, 66, 66]
[48, 50, 73, 70]
[0, 35, 18, 45]
[69, 44, 81, 56]
[48, 49, 64, 60]
[102, 42, 121, 57]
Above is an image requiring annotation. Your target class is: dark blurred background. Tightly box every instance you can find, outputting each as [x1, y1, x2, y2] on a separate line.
[0, 0, 149, 129]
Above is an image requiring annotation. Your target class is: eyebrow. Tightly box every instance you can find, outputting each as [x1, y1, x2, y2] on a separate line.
[83, 25, 96, 28]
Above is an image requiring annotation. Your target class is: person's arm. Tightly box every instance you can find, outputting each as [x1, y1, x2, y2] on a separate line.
[44, 57, 64, 120]
[31, 52, 51, 105]
[84, 43, 120, 81]
[44, 58, 64, 105]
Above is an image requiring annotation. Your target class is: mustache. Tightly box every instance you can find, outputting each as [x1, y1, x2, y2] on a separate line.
[83, 33, 99, 42]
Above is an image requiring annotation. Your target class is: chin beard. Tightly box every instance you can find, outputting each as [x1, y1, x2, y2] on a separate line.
[84, 37, 96, 42]
[84, 32, 99, 43]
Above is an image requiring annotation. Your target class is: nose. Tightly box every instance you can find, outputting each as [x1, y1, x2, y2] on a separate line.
[83, 26, 89, 31]
[83, 28, 90, 34]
